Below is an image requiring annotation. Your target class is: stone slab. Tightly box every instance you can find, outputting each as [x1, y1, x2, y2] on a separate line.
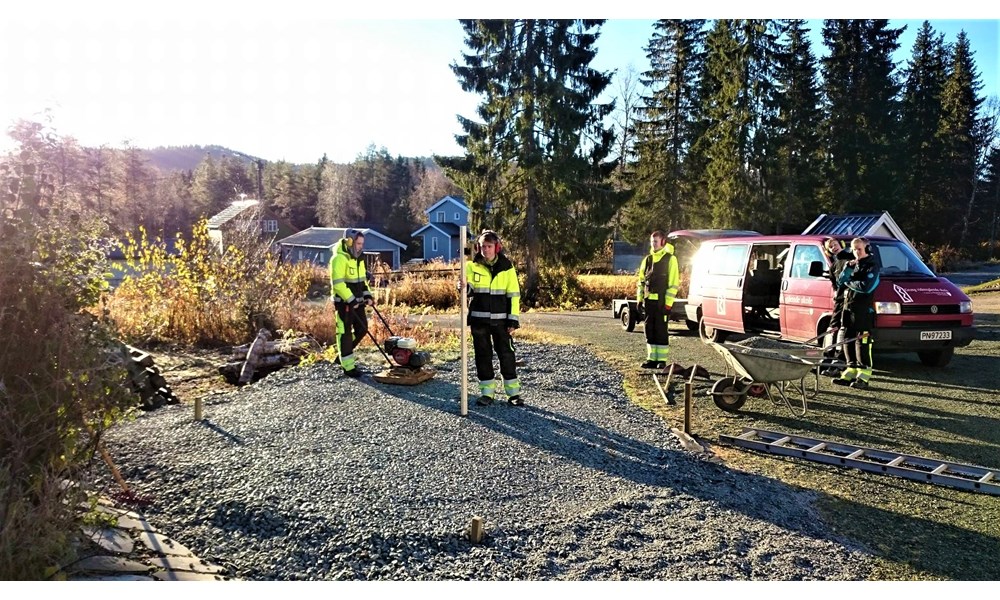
[152, 570, 227, 581]
[68, 574, 156, 581]
[82, 526, 134, 554]
[136, 530, 194, 557]
[72, 555, 152, 574]
[116, 513, 156, 532]
[146, 556, 226, 574]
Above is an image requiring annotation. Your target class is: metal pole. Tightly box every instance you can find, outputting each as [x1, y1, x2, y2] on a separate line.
[460, 225, 468, 416]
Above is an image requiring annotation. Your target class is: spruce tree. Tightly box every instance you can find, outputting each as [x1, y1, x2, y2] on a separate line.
[899, 21, 949, 244]
[772, 19, 822, 233]
[441, 19, 619, 305]
[939, 31, 985, 246]
[819, 19, 905, 215]
[627, 19, 706, 238]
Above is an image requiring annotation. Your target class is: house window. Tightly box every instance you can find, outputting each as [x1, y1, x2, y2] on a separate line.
[263, 220, 278, 233]
[431, 238, 438, 252]
[436, 211, 445, 222]
[454, 211, 461, 221]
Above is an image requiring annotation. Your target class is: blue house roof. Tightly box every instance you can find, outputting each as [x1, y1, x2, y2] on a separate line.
[424, 195, 468, 215]
[412, 222, 463, 238]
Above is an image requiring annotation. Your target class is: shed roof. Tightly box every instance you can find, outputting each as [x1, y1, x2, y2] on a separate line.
[277, 227, 406, 249]
[207, 199, 259, 229]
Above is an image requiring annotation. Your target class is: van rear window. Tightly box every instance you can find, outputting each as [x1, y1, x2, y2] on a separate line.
[709, 244, 750, 276]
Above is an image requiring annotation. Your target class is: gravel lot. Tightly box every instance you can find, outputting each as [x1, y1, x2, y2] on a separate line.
[92, 342, 875, 581]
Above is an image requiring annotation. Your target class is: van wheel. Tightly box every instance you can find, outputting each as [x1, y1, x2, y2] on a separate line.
[699, 315, 728, 344]
[918, 347, 954, 367]
[621, 307, 636, 332]
[711, 377, 748, 412]
[686, 319, 699, 332]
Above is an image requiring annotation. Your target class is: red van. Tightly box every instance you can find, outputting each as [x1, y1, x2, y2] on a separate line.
[685, 234, 976, 366]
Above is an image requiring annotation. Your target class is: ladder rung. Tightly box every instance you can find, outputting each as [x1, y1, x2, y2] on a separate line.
[846, 449, 865, 460]
[807, 442, 827, 452]
[738, 430, 759, 440]
[887, 456, 906, 467]
[931, 464, 949, 475]
[771, 436, 792, 447]
[979, 472, 996, 484]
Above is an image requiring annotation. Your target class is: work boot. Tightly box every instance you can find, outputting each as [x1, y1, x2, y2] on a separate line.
[508, 395, 524, 407]
[831, 378, 852, 387]
[850, 380, 870, 390]
[640, 360, 660, 369]
[476, 395, 494, 406]
[343, 368, 361, 378]
[819, 367, 841, 377]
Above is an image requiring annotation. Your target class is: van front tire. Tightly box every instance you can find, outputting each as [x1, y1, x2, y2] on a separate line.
[918, 347, 954, 367]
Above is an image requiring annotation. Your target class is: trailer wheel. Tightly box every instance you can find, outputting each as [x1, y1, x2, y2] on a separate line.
[918, 347, 954, 367]
[711, 377, 748, 412]
[621, 307, 636, 332]
[686, 319, 699, 332]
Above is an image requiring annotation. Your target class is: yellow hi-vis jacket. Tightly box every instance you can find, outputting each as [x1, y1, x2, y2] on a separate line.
[330, 238, 372, 305]
[465, 252, 520, 328]
[637, 243, 680, 308]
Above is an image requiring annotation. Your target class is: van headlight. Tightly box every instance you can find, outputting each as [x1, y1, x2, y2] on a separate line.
[959, 301, 972, 314]
[875, 302, 901, 314]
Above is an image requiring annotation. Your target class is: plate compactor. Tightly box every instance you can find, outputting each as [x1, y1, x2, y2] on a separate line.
[365, 305, 436, 385]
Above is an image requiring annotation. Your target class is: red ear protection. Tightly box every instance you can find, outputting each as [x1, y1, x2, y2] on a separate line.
[478, 230, 502, 254]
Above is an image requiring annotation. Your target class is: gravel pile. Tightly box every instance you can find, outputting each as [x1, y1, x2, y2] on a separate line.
[90, 343, 874, 580]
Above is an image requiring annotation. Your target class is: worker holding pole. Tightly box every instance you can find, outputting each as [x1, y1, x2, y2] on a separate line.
[463, 230, 523, 407]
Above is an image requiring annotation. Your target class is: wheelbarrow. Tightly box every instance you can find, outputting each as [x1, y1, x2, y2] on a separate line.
[708, 339, 827, 417]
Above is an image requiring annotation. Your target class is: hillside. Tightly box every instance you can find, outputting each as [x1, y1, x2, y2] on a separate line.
[143, 144, 267, 172]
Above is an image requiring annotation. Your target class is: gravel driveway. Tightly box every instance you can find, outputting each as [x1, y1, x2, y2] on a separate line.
[93, 342, 874, 580]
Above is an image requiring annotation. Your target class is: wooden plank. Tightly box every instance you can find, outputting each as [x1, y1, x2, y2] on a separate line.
[372, 367, 436, 386]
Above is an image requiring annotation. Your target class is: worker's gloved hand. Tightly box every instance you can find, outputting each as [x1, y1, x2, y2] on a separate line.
[365, 297, 375, 307]
[350, 298, 364, 310]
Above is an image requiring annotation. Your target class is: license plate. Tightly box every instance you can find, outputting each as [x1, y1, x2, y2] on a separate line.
[920, 330, 952, 341]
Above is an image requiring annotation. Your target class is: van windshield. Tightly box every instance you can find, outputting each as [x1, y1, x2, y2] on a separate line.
[871, 241, 936, 277]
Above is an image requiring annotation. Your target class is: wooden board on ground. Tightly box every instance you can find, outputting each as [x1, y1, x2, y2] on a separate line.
[373, 367, 436, 386]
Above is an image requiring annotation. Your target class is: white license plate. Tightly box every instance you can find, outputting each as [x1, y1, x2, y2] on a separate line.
[920, 330, 952, 341]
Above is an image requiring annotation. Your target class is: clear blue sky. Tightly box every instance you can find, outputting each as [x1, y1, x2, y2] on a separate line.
[2, 2, 997, 165]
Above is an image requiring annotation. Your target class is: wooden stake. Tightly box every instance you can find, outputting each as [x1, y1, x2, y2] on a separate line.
[684, 382, 693, 435]
[468, 516, 484, 544]
[194, 397, 203, 421]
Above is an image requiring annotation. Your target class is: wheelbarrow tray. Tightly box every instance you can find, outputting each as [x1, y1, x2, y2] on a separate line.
[711, 342, 818, 384]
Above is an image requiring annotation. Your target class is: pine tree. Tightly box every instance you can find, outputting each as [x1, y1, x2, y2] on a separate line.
[441, 19, 620, 305]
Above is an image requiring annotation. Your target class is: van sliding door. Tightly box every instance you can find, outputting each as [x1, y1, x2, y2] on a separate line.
[700, 243, 750, 334]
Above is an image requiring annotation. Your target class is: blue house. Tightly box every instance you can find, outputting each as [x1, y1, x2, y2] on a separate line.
[277, 227, 407, 270]
[411, 196, 470, 262]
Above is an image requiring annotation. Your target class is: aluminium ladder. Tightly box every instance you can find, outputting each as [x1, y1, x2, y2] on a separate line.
[720, 427, 1000, 496]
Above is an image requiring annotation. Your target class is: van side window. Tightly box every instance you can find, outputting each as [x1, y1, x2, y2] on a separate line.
[790, 244, 824, 279]
[709, 244, 750, 276]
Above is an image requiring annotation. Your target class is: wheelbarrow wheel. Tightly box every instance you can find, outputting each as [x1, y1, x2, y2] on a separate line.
[711, 377, 749, 412]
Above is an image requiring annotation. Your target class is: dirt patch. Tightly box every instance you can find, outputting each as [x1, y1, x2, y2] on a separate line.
[137, 347, 236, 403]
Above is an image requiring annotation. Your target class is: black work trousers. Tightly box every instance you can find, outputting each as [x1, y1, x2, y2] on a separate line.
[471, 322, 517, 382]
[843, 306, 874, 370]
